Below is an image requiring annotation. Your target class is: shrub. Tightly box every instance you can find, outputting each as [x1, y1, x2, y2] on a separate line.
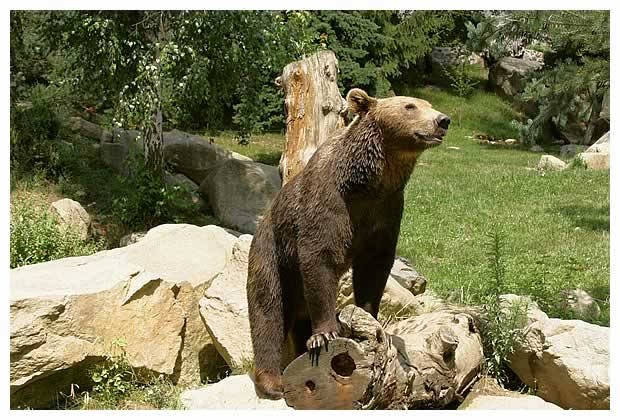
[59, 338, 184, 410]
[10, 83, 72, 177]
[10, 197, 104, 268]
[443, 62, 479, 98]
[88, 339, 137, 403]
[109, 155, 199, 231]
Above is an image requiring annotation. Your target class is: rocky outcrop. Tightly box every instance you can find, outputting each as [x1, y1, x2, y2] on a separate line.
[459, 377, 561, 410]
[430, 47, 486, 74]
[577, 152, 609, 170]
[199, 159, 281, 234]
[586, 131, 610, 154]
[10, 224, 238, 408]
[506, 295, 609, 409]
[488, 57, 543, 98]
[163, 129, 251, 185]
[578, 131, 609, 169]
[69, 118, 252, 182]
[181, 374, 292, 410]
[48, 198, 91, 240]
[199, 235, 255, 370]
[560, 144, 581, 159]
[337, 256, 427, 315]
[578, 130, 610, 170]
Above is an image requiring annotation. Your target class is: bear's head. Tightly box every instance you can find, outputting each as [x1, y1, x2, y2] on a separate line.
[346, 88, 450, 151]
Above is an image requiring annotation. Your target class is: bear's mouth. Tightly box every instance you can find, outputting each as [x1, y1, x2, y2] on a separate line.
[417, 130, 446, 147]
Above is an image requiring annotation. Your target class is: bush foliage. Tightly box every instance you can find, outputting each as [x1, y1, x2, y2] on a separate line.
[108, 155, 200, 231]
[10, 198, 104, 268]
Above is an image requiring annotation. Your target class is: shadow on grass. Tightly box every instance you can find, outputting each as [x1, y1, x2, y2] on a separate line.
[553, 203, 610, 232]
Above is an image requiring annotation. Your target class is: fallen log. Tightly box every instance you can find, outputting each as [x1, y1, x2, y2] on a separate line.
[276, 50, 348, 185]
[282, 304, 483, 409]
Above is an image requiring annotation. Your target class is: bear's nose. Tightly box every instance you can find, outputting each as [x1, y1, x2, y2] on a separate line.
[436, 114, 450, 129]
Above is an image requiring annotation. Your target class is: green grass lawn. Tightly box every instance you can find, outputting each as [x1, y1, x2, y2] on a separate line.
[214, 86, 609, 326]
[397, 86, 609, 325]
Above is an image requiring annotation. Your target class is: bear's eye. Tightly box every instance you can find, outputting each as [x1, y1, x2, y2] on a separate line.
[405, 103, 416, 110]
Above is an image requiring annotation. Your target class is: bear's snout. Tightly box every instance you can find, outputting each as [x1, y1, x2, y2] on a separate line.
[436, 114, 450, 130]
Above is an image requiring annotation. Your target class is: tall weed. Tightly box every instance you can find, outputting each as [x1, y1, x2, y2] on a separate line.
[478, 228, 527, 385]
[10, 197, 104, 268]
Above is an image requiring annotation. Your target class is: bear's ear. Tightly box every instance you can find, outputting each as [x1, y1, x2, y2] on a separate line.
[346, 88, 377, 115]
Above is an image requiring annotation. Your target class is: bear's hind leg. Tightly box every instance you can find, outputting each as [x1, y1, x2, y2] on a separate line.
[247, 234, 285, 400]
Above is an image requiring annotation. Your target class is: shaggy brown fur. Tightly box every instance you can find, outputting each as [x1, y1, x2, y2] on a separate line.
[247, 88, 450, 400]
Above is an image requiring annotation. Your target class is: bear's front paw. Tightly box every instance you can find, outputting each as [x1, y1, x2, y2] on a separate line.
[306, 331, 339, 366]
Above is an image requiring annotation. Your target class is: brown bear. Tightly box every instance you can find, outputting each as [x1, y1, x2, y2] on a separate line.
[246, 88, 450, 400]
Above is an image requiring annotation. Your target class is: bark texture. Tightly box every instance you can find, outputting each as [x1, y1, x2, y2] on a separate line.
[282, 305, 483, 410]
[277, 50, 347, 185]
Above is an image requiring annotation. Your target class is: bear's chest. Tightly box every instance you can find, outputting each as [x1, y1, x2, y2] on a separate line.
[346, 192, 404, 249]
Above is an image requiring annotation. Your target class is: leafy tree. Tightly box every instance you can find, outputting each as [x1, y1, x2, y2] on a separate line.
[305, 11, 456, 97]
[466, 11, 609, 145]
[41, 11, 315, 151]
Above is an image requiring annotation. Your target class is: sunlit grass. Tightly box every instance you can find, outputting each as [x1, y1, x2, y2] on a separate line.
[398, 87, 609, 325]
[207, 130, 284, 166]
[214, 87, 610, 326]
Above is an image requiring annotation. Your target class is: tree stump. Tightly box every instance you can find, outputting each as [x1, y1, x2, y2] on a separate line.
[276, 50, 347, 185]
[282, 305, 483, 409]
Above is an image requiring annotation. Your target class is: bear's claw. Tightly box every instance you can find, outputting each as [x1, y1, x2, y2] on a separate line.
[307, 331, 339, 366]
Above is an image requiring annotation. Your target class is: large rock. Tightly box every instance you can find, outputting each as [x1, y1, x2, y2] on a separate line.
[537, 155, 567, 171]
[577, 152, 609, 170]
[164, 129, 251, 185]
[560, 288, 601, 320]
[118, 231, 146, 247]
[70, 116, 253, 181]
[508, 296, 609, 409]
[390, 256, 427, 295]
[199, 235, 254, 370]
[100, 142, 129, 173]
[337, 259, 427, 315]
[48, 198, 91, 240]
[459, 377, 561, 410]
[585, 131, 609, 154]
[164, 171, 206, 209]
[181, 374, 292, 409]
[10, 224, 238, 408]
[559, 144, 582, 159]
[199, 159, 281, 234]
[461, 395, 562, 410]
[488, 57, 543, 98]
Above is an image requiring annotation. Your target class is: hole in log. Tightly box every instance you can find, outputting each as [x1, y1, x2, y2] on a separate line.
[331, 352, 356, 377]
[305, 380, 316, 392]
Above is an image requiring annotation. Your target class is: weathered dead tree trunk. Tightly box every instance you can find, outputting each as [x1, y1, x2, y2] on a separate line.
[276, 50, 348, 185]
[282, 305, 483, 410]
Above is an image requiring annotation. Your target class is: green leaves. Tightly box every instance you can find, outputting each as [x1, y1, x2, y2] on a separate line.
[9, 196, 104, 268]
[108, 155, 199, 230]
[467, 11, 609, 145]
[479, 227, 527, 385]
